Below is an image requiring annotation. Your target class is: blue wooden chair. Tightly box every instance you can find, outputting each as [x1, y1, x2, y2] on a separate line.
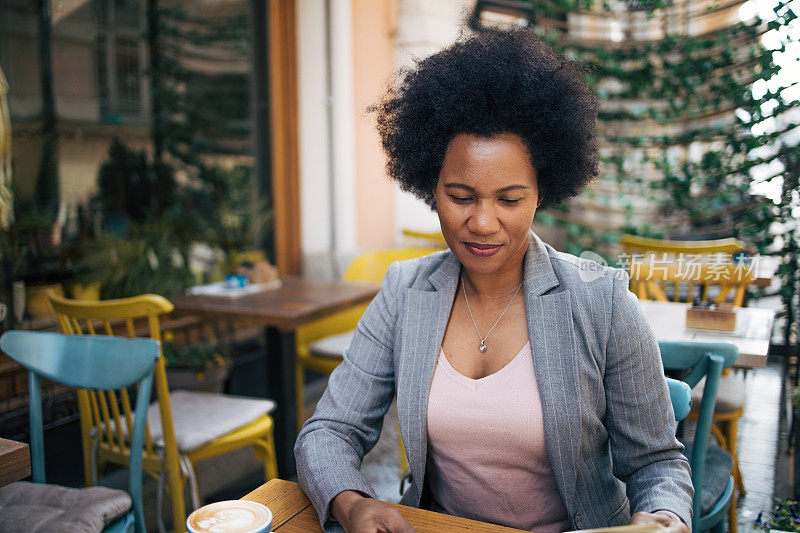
[659, 340, 739, 533]
[0, 331, 160, 533]
[667, 377, 692, 422]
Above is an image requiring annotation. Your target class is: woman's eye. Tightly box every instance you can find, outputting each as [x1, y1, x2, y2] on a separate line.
[449, 195, 472, 203]
[500, 198, 521, 205]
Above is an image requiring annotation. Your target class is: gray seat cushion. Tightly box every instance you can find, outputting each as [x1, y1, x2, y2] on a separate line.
[692, 375, 746, 413]
[148, 390, 277, 452]
[308, 330, 355, 359]
[0, 481, 131, 533]
[679, 439, 733, 515]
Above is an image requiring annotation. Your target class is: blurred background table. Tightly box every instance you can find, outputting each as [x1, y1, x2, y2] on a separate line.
[171, 276, 379, 478]
[242, 479, 527, 532]
[639, 300, 775, 369]
[0, 438, 30, 487]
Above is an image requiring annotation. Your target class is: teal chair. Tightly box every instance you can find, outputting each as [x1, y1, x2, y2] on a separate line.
[660, 341, 739, 533]
[0, 331, 159, 533]
[667, 377, 692, 422]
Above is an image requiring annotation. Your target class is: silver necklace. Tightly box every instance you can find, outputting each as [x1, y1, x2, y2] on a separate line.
[461, 274, 524, 354]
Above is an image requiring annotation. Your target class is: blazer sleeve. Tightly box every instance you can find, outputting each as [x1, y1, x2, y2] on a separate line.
[603, 271, 694, 527]
[294, 262, 402, 532]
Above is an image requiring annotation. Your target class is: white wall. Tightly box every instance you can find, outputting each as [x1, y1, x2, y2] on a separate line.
[296, 0, 356, 279]
[391, 0, 475, 237]
[297, 0, 473, 278]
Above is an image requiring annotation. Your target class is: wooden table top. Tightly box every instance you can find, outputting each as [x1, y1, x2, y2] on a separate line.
[170, 276, 380, 330]
[242, 479, 527, 532]
[639, 300, 775, 369]
[0, 438, 30, 487]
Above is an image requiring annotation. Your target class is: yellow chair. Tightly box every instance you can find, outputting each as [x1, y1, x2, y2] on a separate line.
[619, 235, 751, 302]
[295, 247, 440, 474]
[630, 261, 755, 307]
[619, 234, 749, 256]
[401, 228, 448, 249]
[48, 293, 278, 533]
[628, 260, 751, 525]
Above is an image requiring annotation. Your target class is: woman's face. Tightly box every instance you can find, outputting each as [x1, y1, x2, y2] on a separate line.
[434, 133, 540, 277]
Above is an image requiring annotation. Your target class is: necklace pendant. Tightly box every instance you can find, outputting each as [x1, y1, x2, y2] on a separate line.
[479, 341, 487, 353]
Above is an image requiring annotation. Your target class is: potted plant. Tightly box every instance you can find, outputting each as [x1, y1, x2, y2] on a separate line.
[69, 223, 193, 300]
[161, 334, 232, 393]
[755, 499, 800, 532]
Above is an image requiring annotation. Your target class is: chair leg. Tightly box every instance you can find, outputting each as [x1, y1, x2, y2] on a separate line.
[165, 457, 188, 533]
[728, 485, 738, 533]
[725, 418, 746, 495]
[96, 459, 106, 483]
[254, 438, 279, 481]
[81, 437, 94, 487]
[181, 455, 202, 511]
[396, 416, 408, 478]
[156, 466, 189, 533]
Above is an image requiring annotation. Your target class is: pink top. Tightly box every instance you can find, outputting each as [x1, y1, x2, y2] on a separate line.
[426, 342, 571, 533]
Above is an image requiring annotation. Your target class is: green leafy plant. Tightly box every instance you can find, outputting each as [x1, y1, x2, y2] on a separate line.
[70, 222, 192, 299]
[94, 139, 177, 228]
[755, 499, 800, 532]
[489, 0, 797, 262]
[161, 337, 228, 372]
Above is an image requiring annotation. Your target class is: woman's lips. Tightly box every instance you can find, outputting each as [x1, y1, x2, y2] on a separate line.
[464, 242, 502, 257]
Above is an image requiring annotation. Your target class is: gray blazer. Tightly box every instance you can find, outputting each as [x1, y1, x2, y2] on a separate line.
[295, 233, 693, 532]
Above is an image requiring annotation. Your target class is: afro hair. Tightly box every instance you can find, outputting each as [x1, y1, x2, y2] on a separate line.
[372, 26, 600, 210]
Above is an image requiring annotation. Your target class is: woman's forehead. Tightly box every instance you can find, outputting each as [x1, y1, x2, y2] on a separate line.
[439, 133, 537, 189]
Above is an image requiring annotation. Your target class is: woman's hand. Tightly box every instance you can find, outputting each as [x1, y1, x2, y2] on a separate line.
[331, 490, 416, 533]
[631, 510, 689, 533]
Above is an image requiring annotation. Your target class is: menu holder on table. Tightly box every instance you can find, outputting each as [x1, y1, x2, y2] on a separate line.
[185, 279, 283, 298]
[568, 523, 665, 533]
[686, 304, 737, 332]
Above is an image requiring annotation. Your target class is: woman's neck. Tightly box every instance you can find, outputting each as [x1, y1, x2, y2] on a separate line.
[461, 260, 525, 302]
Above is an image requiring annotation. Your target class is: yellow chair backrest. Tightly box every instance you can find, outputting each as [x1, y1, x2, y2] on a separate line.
[401, 229, 447, 249]
[619, 235, 753, 305]
[47, 293, 187, 526]
[295, 247, 440, 351]
[344, 247, 442, 283]
[630, 260, 755, 307]
[619, 235, 748, 258]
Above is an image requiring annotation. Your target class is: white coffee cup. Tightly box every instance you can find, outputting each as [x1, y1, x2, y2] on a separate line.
[186, 500, 273, 533]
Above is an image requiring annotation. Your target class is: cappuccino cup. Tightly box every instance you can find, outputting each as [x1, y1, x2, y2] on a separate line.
[186, 500, 273, 533]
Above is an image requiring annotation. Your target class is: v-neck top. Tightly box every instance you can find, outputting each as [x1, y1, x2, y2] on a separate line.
[426, 342, 570, 533]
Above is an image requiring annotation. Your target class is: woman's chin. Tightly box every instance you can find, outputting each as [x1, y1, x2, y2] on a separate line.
[458, 253, 506, 274]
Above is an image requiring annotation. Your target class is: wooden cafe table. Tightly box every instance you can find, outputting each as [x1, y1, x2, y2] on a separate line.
[170, 276, 379, 478]
[638, 300, 775, 370]
[0, 437, 30, 487]
[243, 479, 528, 532]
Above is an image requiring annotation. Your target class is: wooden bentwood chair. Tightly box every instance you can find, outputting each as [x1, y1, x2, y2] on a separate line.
[620, 235, 752, 304]
[629, 261, 755, 307]
[660, 341, 739, 533]
[0, 332, 159, 533]
[48, 293, 278, 533]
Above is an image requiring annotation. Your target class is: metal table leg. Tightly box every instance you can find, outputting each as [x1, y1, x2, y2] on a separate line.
[266, 327, 297, 478]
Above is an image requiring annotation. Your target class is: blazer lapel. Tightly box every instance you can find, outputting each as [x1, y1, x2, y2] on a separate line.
[524, 233, 582, 514]
[397, 253, 459, 494]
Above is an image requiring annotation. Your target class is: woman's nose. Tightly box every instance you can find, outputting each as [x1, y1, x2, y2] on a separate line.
[467, 202, 500, 235]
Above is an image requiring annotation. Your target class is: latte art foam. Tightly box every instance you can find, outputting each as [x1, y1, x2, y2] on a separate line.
[186, 500, 272, 533]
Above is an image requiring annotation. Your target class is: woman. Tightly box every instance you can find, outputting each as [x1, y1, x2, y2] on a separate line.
[295, 27, 692, 533]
